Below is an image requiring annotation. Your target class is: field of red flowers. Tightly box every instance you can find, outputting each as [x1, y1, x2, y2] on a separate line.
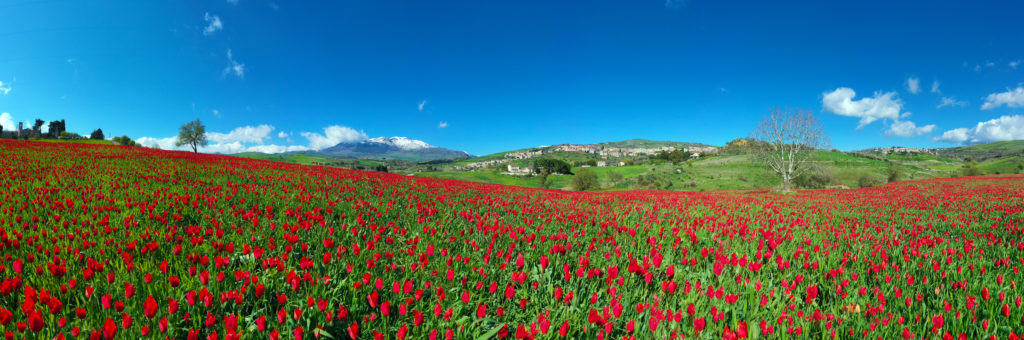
[1, 139, 1023, 339]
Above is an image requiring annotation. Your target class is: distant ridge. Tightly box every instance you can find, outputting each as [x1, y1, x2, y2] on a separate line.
[316, 136, 471, 161]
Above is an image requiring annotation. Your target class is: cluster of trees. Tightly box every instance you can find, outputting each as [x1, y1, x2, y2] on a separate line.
[532, 158, 572, 189]
[0, 117, 110, 141]
[653, 149, 690, 164]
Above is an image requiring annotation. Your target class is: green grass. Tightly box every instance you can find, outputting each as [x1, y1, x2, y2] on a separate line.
[978, 156, 1024, 174]
[31, 138, 114, 145]
[231, 152, 337, 165]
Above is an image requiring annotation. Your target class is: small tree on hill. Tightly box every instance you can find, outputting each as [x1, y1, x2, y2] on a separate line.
[750, 108, 828, 191]
[90, 129, 105, 140]
[886, 163, 902, 183]
[960, 158, 982, 176]
[176, 119, 208, 152]
[571, 168, 599, 191]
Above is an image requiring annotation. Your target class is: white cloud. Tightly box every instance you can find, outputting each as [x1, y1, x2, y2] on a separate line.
[139, 124, 373, 154]
[137, 136, 179, 150]
[207, 124, 274, 144]
[906, 77, 920, 94]
[300, 125, 368, 150]
[886, 120, 936, 137]
[1011, 60, 1021, 69]
[438, 121, 448, 128]
[224, 49, 245, 79]
[203, 13, 223, 36]
[227, 0, 239, 5]
[933, 128, 971, 143]
[0, 112, 15, 131]
[934, 115, 1024, 144]
[245, 144, 309, 154]
[0, 81, 10, 95]
[418, 100, 427, 112]
[981, 86, 1024, 110]
[930, 80, 941, 94]
[936, 96, 967, 109]
[212, 109, 221, 118]
[822, 87, 903, 128]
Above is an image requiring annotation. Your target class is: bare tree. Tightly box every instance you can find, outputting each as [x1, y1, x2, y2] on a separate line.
[750, 108, 828, 191]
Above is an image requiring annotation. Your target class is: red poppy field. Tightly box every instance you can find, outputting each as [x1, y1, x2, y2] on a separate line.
[1, 140, 1023, 340]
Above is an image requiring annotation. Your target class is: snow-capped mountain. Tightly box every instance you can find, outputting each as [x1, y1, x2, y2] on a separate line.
[366, 136, 433, 150]
[317, 136, 471, 161]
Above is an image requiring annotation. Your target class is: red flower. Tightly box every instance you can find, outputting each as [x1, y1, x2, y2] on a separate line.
[347, 322, 360, 339]
[103, 318, 118, 339]
[27, 310, 44, 332]
[476, 303, 487, 318]
[144, 295, 158, 319]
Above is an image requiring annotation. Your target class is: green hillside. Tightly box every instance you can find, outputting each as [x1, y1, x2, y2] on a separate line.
[935, 140, 1024, 162]
[231, 139, 1024, 192]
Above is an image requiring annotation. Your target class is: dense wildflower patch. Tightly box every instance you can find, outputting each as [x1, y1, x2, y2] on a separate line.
[1, 139, 1023, 339]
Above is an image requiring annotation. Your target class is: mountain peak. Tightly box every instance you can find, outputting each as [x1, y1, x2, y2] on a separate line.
[367, 136, 433, 150]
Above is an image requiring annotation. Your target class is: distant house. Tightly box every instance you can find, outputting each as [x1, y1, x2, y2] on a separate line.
[618, 161, 626, 166]
[597, 161, 607, 167]
[508, 164, 520, 172]
[690, 152, 701, 159]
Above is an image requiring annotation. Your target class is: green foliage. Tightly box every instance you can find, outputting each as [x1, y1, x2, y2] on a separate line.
[857, 175, 882, 188]
[175, 119, 208, 152]
[886, 163, 902, 183]
[60, 131, 84, 140]
[607, 172, 624, 186]
[571, 168, 599, 191]
[112, 135, 137, 147]
[48, 120, 66, 138]
[635, 174, 673, 190]
[574, 159, 597, 167]
[654, 149, 690, 164]
[533, 158, 572, 175]
[793, 167, 833, 189]
[537, 171, 551, 189]
[960, 159, 982, 177]
[90, 128, 105, 140]
[374, 164, 389, 173]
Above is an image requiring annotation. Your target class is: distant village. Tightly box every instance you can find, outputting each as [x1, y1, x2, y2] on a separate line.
[455, 143, 721, 173]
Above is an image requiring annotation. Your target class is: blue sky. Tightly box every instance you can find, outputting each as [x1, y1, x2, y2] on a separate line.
[1, 0, 1023, 155]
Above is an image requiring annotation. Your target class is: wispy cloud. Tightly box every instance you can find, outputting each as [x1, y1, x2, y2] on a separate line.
[227, 0, 239, 5]
[212, 109, 221, 118]
[906, 77, 920, 94]
[278, 131, 288, 138]
[934, 115, 1024, 144]
[0, 81, 11, 95]
[438, 121, 448, 129]
[981, 86, 1024, 110]
[418, 100, 427, 112]
[822, 87, 903, 128]
[930, 80, 940, 94]
[1011, 60, 1021, 69]
[936, 96, 967, 109]
[223, 49, 245, 79]
[203, 12, 223, 36]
